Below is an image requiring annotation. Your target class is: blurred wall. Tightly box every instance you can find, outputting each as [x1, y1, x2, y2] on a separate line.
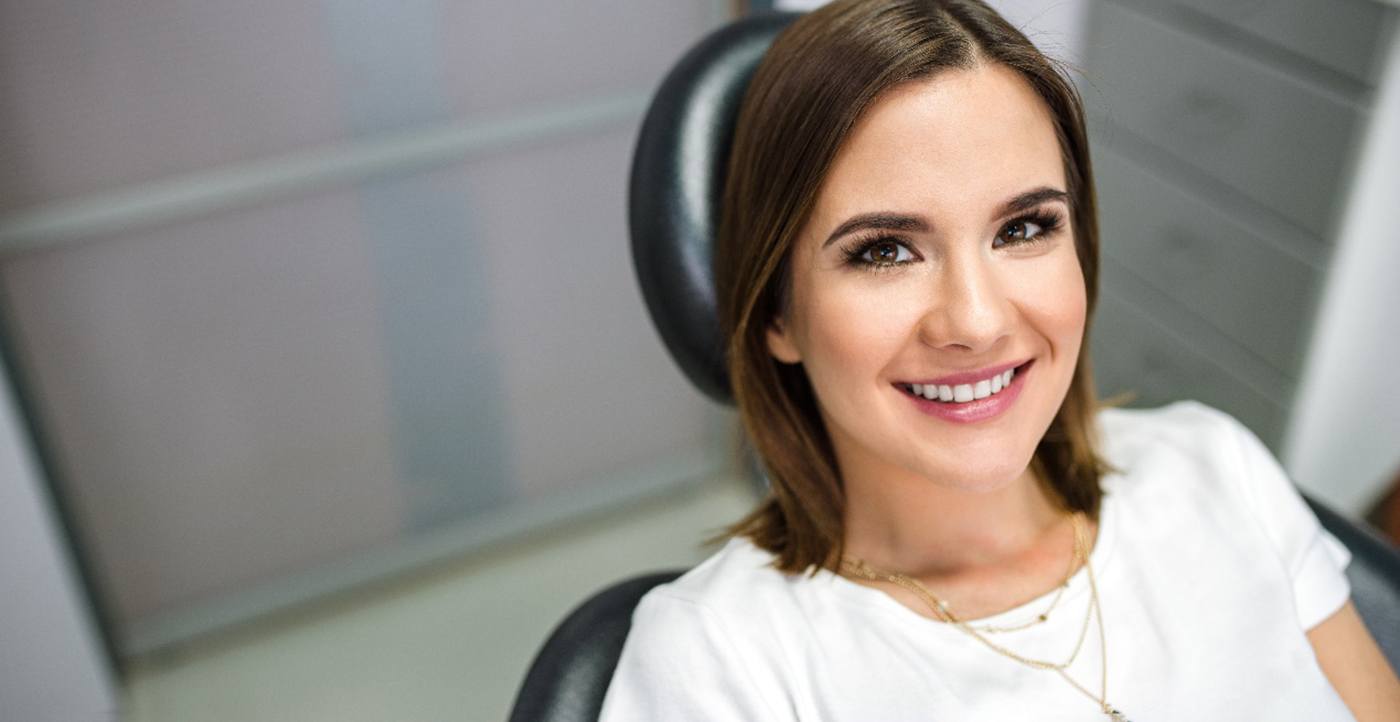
[0, 0, 733, 657]
[1080, 0, 1397, 514]
[1285, 31, 1400, 514]
[0, 351, 116, 721]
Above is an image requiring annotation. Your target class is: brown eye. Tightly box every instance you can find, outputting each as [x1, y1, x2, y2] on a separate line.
[997, 219, 1045, 247]
[859, 239, 914, 265]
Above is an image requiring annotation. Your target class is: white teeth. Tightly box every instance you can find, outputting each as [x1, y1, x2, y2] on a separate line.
[909, 365, 1022, 405]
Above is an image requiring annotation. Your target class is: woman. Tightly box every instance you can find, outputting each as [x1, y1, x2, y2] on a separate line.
[601, 0, 1400, 719]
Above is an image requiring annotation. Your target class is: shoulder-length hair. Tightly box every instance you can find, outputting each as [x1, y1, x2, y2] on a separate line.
[715, 0, 1115, 574]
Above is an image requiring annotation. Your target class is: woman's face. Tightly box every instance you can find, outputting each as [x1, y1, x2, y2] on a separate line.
[767, 63, 1086, 495]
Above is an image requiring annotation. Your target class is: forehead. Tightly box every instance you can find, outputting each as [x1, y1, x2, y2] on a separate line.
[811, 63, 1065, 228]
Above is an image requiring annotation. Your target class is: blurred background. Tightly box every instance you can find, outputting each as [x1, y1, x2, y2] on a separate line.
[1, 0, 1396, 720]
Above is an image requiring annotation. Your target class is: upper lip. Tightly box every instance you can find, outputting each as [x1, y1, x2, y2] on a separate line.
[904, 359, 1030, 387]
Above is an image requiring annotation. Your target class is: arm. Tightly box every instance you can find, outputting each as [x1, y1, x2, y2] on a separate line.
[1207, 402, 1399, 718]
[1307, 599, 1400, 722]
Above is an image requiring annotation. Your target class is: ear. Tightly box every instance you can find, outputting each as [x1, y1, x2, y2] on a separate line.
[765, 316, 803, 364]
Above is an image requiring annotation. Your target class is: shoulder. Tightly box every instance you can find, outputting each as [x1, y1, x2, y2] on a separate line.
[602, 538, 799, 720]
[1097, 400, 1352, 629]
[1095, 399, 1256, 487]
[636, 535, 799, 623]
[1097, 398, 1246, 456]
[1093, 399, 1284, 525]
[622, 535, 814, 676]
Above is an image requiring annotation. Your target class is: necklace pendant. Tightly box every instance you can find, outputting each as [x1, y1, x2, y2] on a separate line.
[1106, 708, 1130, 722]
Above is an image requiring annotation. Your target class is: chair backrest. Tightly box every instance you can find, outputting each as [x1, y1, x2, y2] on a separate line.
[507, 571, 682, 722]
[629, 10, 799, 404]
[507, 15, 796, 722]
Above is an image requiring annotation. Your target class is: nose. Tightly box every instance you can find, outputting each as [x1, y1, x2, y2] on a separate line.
[916, 251, 1013, 354]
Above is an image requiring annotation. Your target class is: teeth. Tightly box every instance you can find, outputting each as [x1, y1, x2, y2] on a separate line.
[908, 366, 1019, 405]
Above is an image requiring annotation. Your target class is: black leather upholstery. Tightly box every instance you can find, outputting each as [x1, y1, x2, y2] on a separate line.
[508, 10, 1400, 722]
[629, 11, 799, 404]
[507, 571, 683, 722]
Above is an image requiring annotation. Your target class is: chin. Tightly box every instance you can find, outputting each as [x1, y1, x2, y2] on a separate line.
[912, 447, 1036, 494]
[947, 465, 1031, 495]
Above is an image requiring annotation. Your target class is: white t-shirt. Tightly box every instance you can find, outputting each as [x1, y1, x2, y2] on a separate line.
[599, 400, 1356, 721]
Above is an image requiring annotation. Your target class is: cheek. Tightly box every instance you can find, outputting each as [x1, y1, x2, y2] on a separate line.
[795, 279, 920, 386]
[1020, 252, 1088, 349]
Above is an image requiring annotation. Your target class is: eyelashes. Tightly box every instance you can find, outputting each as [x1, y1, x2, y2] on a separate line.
[839, 209, 1066, 271]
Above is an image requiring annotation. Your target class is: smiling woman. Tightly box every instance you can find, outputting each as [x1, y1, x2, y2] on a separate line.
[599, 1, 1400, 720]
[721, 0, 1106, 597]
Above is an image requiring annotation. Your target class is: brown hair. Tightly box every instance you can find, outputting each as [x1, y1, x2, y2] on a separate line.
[715, 0, 1115, 574]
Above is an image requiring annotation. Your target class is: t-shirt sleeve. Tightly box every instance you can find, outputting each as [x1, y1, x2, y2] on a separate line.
[1215, 405, 1353, 631]
[598, 589, 786, 722]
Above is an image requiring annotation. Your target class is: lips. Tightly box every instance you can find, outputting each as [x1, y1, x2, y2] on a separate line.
[898, 360, 1033, 423]
[898, 359, 1032, 399]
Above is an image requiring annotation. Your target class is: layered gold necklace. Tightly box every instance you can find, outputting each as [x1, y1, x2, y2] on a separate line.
[840, 512, 1131, 721]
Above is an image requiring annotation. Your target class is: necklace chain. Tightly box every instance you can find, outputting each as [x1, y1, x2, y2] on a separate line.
[839, 512, 1130, 721]
[970, 512, 1084, 634]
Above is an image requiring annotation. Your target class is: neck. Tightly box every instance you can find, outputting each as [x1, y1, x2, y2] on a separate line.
[841, 461, 1066, 579]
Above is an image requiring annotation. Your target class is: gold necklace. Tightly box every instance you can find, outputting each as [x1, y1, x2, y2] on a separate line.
[970, 513, 1085, 634]
[840, 512, 1131, 721]
[839, 514, 1091, 668]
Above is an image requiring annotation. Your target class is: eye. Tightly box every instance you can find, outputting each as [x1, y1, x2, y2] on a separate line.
[856, 238, 915, 265]
[999, 219, 1042, 245]
[995, 211, 1063, 249]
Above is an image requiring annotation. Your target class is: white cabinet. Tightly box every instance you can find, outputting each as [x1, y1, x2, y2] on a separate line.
[1082, 0, 1399, 512]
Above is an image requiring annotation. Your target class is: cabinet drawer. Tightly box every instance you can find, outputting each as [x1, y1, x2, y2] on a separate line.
[1090, 290, 1289, 448]
[1156, 0, 1393, 86]
[1094, 147, 1323, 377]
[1085, 0, 1365, 238]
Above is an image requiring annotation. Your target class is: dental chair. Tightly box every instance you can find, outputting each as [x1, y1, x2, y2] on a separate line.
[506, 11, 1400, 722]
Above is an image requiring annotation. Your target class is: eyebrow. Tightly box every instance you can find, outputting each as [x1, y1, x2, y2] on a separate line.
[821, 186, 1070, 248]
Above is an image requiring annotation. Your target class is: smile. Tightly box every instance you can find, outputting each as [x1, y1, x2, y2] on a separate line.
[903, 367, 1015, 403]
[899, 359, 1031, 403]
[895, 360, 1033, 424]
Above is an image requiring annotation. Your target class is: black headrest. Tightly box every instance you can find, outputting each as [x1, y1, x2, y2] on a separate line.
[628, 12, 800, 405]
